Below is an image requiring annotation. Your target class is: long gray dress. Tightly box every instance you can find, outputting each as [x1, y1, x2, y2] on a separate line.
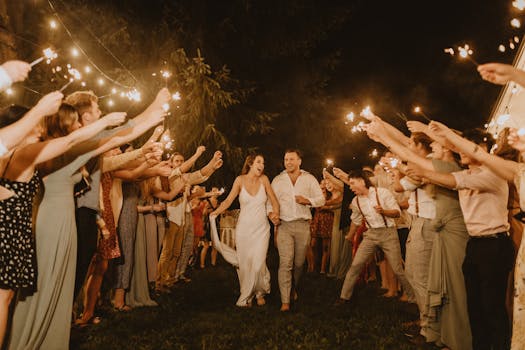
[126, 205, 157, 307]
[422, 160, 472, 350]
[114, 182, 139, 290]
[9, 151, 95, 350]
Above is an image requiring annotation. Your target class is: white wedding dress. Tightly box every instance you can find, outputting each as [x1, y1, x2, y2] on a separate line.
[210, 184, 271, 306]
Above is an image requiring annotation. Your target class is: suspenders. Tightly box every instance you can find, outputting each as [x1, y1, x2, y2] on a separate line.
[415, 188, 419, 216]
[356, 187, 388, 228]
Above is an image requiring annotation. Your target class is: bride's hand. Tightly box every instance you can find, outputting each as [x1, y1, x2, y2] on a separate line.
[209, 211, 218, 220]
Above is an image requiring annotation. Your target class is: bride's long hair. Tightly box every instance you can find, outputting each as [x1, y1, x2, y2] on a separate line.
[241, 153, 264, 175]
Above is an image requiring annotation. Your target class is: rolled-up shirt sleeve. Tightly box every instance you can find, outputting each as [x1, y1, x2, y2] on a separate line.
[307, 177, 326, 208]
[185, 170, 209, 185]
[101, 149, 143, 172]
[380, 188, 401, 212]
[452, 167, 496, 192]
[400, 177, 418, 191]
[350, 198, 363, 225]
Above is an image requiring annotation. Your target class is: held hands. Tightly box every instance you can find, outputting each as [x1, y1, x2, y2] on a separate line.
[102, 112, 127, 127]
[33, 91, 64, 117]
[268, 212, 280, 226]
[2, 60, 31, 83]
[477, 63, 516, 85]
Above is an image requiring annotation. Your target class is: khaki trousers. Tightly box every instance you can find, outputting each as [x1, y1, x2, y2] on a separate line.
[277, 220, 310, 303]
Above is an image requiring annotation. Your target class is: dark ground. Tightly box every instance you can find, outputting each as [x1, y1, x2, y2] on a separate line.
[71, 245, 431, 350]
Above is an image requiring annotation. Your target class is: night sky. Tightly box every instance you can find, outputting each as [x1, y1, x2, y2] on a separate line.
[13, 1, 524, 176]
[319, 0, 520, 170]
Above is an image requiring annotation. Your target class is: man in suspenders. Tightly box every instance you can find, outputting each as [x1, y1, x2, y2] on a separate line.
[336, 169, 415, 304]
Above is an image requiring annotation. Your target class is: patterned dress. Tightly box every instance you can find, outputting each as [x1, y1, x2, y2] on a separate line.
[0, 171, 40, 290]
[310, 208, 334, 239]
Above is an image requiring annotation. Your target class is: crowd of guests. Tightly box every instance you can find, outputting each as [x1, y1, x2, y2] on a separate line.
[2, 55, 525, 350]
[0, 59, 228, 349]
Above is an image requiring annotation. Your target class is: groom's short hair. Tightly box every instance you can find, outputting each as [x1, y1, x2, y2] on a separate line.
[284, 148, 302, 159]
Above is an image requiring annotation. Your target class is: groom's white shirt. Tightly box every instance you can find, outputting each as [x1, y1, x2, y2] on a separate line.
[271, 170, 325, 222]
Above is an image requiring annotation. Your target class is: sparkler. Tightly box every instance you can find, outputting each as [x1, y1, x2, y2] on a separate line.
[413, 106, 432, 122]
[445, 44, 479, 66]
[30, 48, 58, 67]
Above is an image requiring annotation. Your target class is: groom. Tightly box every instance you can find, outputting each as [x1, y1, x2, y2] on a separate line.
[271, 149, 325, 311]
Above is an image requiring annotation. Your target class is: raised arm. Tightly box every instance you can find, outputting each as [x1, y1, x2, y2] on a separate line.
[0, 91, 63, 152]
[428, 120, 519, 182]
[322, 169, 344, 192]
[478, 63, 525, 88]
[406, 163, 457, 190]
[179, 146, 206, 174]
[210, 177, 242, 217]
[365, 119, 434, 171]
[24, 112, 126, 166]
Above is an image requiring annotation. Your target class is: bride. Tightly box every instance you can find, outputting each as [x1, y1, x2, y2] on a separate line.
[210, 154, 280, 307]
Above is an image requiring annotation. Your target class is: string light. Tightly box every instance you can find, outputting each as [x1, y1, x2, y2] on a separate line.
[49, 19, 57, 29]
[371, 149, 379, 158]
[499, 44, 506, 52]
[97, 78, 105, 86]
[107, 99, 114, 107]
[511, 18, 521, 28]
[346, 112, 355, 122]
[71, 47, 79, 57]
[84, 66, 91, 74]
[5, 88, 13, 96]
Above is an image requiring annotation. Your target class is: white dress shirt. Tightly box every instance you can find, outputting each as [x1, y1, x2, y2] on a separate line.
[400, 177, 436, 220]
[350, 187, 400, 228]
[271, 170, 325, 221]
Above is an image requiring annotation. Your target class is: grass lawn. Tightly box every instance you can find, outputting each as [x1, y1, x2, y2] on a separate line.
[71, 246, 426, 350]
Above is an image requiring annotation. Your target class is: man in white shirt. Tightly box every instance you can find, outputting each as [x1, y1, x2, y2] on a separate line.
[271, 149, 325, 312]
[336, 169, 414, 305]
[392, 133, 437, 332]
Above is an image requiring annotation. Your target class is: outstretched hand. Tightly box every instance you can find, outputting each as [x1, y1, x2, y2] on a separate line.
[406, 121, 427, 134]
[33, 91, 64, 117]
[2, 60, 31, 83]
[508, 128, 525, 153]
[477, 63, 515, 85]
[102, 112, 127, 127]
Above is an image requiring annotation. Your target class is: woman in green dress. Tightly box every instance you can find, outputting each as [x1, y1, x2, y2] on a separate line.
[365, 117, 472, 350]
